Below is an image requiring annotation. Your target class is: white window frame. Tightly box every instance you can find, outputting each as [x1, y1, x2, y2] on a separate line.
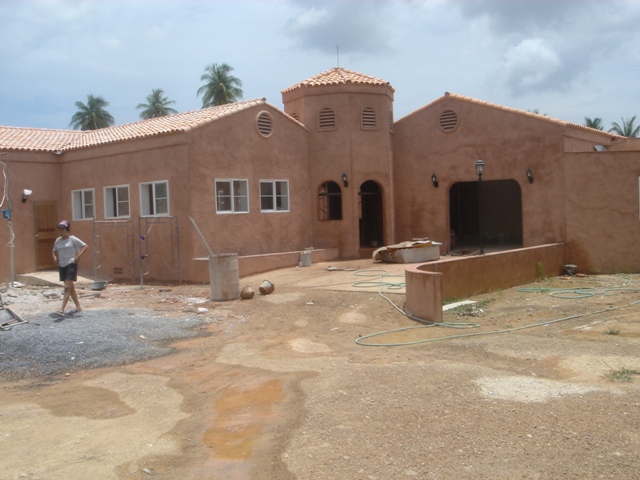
[104, 184, 130, 219]
[215, 179, 249, 214]
[139, 180, 169, 217]
[260, 180, 290, 212]
[72, 188, 95, 220]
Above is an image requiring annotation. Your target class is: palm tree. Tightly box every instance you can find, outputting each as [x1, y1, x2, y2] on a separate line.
[136, 89, 178, 119]
[69, 94, 115, 130]
[584, 117, 604, 130]
[609, 116, 640, 137]
[197, 62, 243, 108]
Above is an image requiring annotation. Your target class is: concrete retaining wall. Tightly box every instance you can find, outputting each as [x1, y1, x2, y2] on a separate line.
[194, 248, 340, 282]
[404, 243, 566, 322]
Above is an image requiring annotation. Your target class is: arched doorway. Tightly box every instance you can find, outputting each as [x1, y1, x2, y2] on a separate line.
[359, 180, 384, 248]
[449, 179, 523, 249]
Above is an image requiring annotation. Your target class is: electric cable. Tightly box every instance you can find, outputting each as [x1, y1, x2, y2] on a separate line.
[350, 269, 481, 347]
[354, 270, 640, 347]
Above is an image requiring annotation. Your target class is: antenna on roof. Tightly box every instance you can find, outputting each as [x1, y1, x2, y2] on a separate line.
[336, 44, 340, 67]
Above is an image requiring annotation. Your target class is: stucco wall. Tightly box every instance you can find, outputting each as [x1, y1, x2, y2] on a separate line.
[284, 84, 395, 258]
[393, 97, 567, 250]
[564, 152, 640, 273]
[58, 134, 190, 281]
[41, 104, 313, 283]
[0, 151, 62, 282]
[187, 105, 313, 277]
[418, 243, 566, 299]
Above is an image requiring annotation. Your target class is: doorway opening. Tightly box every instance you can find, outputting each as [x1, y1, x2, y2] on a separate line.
[34, 201, 58, 270]
[359, 180, 384, 248]
[449, 179, 522, 250]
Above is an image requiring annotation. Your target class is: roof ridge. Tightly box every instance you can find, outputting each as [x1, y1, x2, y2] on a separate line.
[1, 99, 267, 152]
[282, 67, 394, 93]
[398, 92, 622, 138]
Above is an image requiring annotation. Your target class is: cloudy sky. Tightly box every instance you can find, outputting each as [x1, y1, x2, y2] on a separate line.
[2, 0, 639, 130]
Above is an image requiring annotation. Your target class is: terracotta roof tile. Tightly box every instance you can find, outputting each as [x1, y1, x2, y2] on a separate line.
[0, 99, 267, 152]
[0, 127, 83, 153]
[282, 67, 394, 93]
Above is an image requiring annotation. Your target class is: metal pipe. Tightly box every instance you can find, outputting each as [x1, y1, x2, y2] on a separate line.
[189, 216, 215, 257]
[0, 154, 15, 287]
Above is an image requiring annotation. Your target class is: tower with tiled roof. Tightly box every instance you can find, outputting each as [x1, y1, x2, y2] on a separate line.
[282, 67, 396, 258]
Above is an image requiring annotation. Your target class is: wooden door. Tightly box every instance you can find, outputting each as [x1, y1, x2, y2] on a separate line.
[34, 201, 58, 270]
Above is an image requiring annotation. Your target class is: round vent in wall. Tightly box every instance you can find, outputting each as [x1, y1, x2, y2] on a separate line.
[439, 109, 458, 132]
[256, 111, 273, 137]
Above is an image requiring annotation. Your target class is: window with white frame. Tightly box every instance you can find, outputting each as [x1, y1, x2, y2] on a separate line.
[104, 185, 130, 218]
[216, 179, 249, 213]
[72, 188, 94, 220]
[140, 180, 169, 216]
[260, 180, 289, 212]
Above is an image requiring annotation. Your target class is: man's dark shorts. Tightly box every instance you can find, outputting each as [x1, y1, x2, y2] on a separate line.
[59, 262, 78, 282]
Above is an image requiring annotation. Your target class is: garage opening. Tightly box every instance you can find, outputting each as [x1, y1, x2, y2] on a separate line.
[449, 179, 523, 250]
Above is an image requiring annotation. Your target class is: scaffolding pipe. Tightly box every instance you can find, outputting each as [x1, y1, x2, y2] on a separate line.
[0, 153, 15, 288]
[189, 216, 215, 257]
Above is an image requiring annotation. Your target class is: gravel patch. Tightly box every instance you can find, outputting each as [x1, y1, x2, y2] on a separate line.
[0, 308, 207, 379]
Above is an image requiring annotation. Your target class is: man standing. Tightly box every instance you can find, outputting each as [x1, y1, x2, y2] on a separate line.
[52, 220, 88, 316]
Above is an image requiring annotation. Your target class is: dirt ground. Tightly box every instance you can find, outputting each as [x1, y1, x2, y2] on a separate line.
[1, 260, 640, 479]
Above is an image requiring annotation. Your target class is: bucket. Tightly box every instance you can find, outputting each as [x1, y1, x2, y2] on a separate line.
[209, 253, 240, 301]
[259, 280, 274, 295]
[299, 251, 312, 267]
[565, 264, 577, 276]
[89, 281, 108, 291]
[240, 285, 255, 299]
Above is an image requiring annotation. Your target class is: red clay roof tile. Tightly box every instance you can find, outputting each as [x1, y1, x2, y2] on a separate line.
[0, 99, 267, 152]
[282, 67, 394, 93]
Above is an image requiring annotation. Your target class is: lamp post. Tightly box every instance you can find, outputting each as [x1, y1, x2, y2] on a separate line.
[475, 159, 485, 255]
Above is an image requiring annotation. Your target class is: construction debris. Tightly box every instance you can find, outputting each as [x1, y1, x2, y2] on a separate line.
[373, 240, 442, 263]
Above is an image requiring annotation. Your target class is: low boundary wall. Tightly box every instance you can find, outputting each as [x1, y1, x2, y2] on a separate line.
[404, 243, 566, 322]
[194, 248, 340, 281]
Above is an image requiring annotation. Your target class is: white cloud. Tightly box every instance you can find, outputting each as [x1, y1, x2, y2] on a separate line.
[502, 38, 562, 94]
[284, 0, 393, 55]
[0, 0, 639, 129]
[287, 6, 331, 30]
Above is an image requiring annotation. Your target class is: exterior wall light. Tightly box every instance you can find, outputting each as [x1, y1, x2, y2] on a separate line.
[21, 189, 32, 203]
[342, 172, 349, 188]
[431, 173, 439, 188]
[526, 168, 534, 184]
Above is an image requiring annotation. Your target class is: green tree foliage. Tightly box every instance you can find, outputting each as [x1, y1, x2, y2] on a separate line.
[584, 117, 604, 130]
[69, 94, 115, 130]
[197, 62, 243, 108]
[136, 89, 178, 119]
[609, 116, 640, 137]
